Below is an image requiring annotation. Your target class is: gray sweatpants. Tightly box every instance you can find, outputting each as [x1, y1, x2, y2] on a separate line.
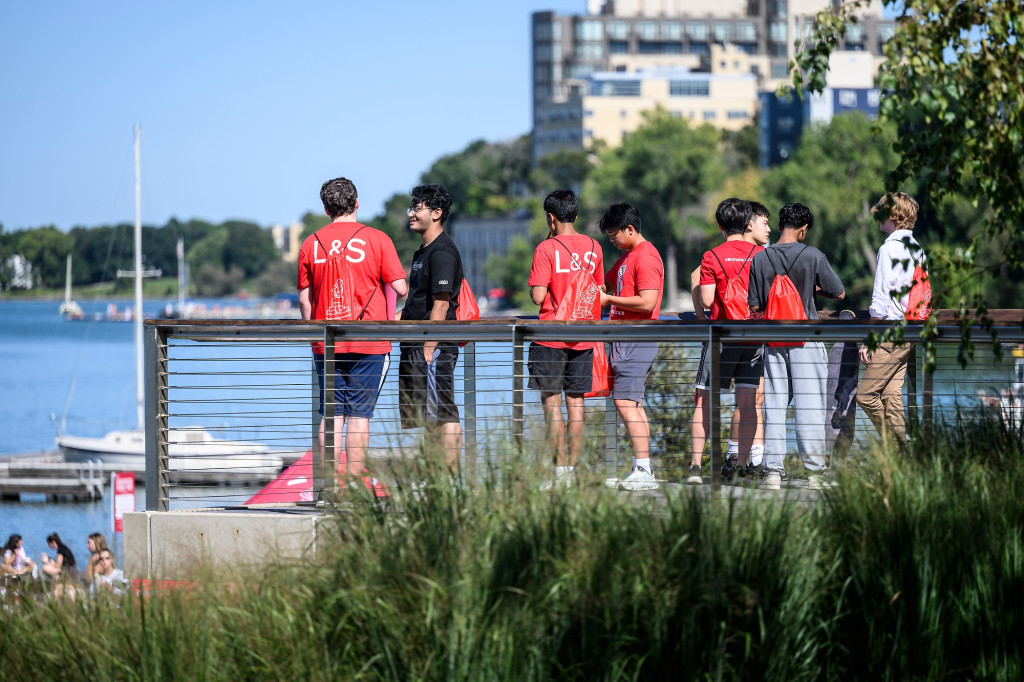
[763, 342, 828, 474]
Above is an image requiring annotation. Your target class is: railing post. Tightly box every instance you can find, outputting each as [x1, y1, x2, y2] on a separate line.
[463, 341, 478, 474]
[907, 343, 918, 424]
[144, 324, 168, 512]
[923, 365, 934, 439]
[512, 323, 525, 453]
[709, 324, 722, 493]
[310, 347, 324, 503]
[323, 325, 337, 505]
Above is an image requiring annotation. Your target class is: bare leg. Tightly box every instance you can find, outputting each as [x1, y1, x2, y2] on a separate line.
[734, 386, 758, 467]
[564, 393, 585, 467]
[540, 391, 567, 465]
[343, 416, 370, 478]
[615, 399, 650, 461]
[442, 421, 463, 474]
[691, 389, 709, 467]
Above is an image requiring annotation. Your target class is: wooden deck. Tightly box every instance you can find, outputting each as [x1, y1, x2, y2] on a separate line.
[0, 455, 104, 501]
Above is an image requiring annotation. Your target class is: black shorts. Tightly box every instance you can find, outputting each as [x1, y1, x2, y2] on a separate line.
[527, 343, 594, 396]
[398, 343, 460, 428]
[695, 342, 764, 392]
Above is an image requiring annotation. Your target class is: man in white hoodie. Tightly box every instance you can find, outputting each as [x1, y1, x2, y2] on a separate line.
[856, 191, 926, 448]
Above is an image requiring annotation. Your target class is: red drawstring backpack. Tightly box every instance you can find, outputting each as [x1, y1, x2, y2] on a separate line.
[763, 246, 809, 348]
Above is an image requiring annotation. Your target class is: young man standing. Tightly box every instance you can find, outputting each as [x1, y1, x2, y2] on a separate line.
[689, 198, 770, 483]
[856, 191, 925, 449]
[397, 184, 465, 474]
[297, 177, 408, 486]
[527, 189, 604, 489]
[599, 203, 664, 491]
[747, 203, 845, 490]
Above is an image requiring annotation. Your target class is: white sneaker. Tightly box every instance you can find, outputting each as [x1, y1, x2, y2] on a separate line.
[807, 473, 836, 490]
[540, 471, 574, 491]
[617, 466, 659, 491]
[762, 472, 782, 490]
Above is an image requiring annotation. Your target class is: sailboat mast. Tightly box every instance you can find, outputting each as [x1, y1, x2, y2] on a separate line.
[64, 254, 72, 304]
[133, 124, 144, 431]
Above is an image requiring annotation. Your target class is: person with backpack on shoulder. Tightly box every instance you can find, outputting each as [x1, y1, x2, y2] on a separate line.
[527, 189, 604, 490]
[855, 191, 928, 450]
[397, 184, 466, 476]
[599, 203, 664, 491]
[298, 177, 408, 492]
[748, 203, 845, 491]
[688, 198, 771, 485]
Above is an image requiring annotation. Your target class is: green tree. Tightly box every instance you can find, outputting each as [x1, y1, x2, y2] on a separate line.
[419, 135, 533, 217]
[223, 221, 277, 278]
[530, 147, 595, 194]
[484, 236, 540, 312]
[791, 0, 1024, 361]
[16, 226, 73, 287]
[584, 107, 727, 292]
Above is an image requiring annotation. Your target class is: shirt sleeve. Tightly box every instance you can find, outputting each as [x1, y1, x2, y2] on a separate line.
[427, 248, 459, 296]
[698, 251, 716, 286]
[296, 240, 312, 290]
[814, 250, 845, 299]
[527, 242, 552, 287]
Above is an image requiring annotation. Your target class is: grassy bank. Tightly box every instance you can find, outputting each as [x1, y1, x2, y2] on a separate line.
[2, 416, 1022, 680]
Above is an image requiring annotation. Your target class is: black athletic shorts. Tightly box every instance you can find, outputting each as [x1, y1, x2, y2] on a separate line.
[527, 343, 594, 396]
[398, 343, 460, 428]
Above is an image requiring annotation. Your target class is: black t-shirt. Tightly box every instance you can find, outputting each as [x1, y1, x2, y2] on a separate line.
[57, 544, 76, 570]
[403, 231, 464, 322]
[747, 242, 844, 320]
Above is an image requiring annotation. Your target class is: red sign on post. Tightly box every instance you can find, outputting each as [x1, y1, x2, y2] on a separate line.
[112, 472, 136, 533]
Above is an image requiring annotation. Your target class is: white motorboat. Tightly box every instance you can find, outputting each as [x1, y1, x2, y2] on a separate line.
[56, 126, 283, 484]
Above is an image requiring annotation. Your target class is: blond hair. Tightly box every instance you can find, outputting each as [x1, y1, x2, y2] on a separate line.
[872, 191, 919, 231]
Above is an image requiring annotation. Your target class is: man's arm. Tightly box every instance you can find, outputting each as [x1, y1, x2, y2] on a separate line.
[531, 285, 549, 307]
[690, 267, 707, 320]
[699, 284, 717, 311]
[298, 287, 312, 321]
[387, 278, 409, 298]
[599, 288, 660, 313]
[423, 292, 451, 363]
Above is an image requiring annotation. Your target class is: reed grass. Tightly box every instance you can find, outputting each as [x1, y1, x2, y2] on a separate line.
[1, 414, 1021, 681]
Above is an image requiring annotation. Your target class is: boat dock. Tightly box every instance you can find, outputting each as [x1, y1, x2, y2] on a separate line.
[0, 453, 105, 501]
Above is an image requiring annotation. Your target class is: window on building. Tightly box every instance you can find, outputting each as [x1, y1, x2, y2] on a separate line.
[838, 89, 858, 108]
[662, 21, 681, 40]
[713, 22, 732, 42]
[777, 116, 795, 132]
[671, 110, 682, 118]
[610, 41, 629, 53]
[615, 64, 627, 71]
[687, 22, 708, 40]
[583, 109, 593, 117]
[736, 21, 756, 41]
[535, 22, 552, 40]
[662, 42, 682, 53]
[567, 63, 595, 78]
[592, 80, 641, 96]
[577, 42, 604, 60]
[736, 42, 757, 54]
[704, 111, 717, 120]
[535, 44, 552, 61]
[878, 22, 896, 42]
[607, 20, 629, 39]
[771, 62, 790, 78]
[769, 21, 787, 42]
[770, 0, 787, 19]
[727, 110, 750, 119]
[620, 109, 627, 118]
[575, 20, 603, 41]
[670, 80, 710, 96]
[770, 42, 787, 57]
[583, 129, 593, 138]
[689, 42, 710, 55]
[867, 89, 880, 107]
[845, 24, 865, 43]
[637, 21, 658, 40]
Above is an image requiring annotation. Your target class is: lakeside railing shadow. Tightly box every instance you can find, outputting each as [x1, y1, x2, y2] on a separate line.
[143, 313, 1024, 512]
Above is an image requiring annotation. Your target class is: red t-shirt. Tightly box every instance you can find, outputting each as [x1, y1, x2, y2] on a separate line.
[699, 240, 764, 320]
[605, 240, 664, 321]
[297, 222, 405, 355]
[528, 234, 604, 350]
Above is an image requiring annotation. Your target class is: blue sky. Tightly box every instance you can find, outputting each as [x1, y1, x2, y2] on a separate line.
[0, 1, 583, 233]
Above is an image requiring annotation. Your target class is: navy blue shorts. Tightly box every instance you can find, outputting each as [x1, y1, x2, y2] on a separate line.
[313, 353, 388, 419]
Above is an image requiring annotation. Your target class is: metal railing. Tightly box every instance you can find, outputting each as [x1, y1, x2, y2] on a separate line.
[143, 315, 1024, 511]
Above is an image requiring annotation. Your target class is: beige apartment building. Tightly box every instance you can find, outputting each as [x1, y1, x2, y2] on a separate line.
[532, 0, 890, 160]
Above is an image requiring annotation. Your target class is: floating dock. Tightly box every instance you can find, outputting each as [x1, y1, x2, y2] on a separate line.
[0, 453, 105, 501]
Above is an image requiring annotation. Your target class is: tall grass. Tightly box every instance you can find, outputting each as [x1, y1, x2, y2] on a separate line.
[1, 414, 1021, 680]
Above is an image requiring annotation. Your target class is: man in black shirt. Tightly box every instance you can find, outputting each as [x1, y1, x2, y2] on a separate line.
[397, 184, 464, 473]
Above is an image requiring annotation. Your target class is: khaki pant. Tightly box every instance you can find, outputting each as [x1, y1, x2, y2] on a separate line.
[855, 342, 911, 446]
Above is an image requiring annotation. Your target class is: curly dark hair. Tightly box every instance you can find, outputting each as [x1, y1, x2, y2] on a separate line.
[320, 177, 358, 219]
[411, 184, 453, 225]
[778, 203, 815, 232]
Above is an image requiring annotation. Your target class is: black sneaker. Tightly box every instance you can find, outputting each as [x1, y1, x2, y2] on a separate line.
[685, 464, 703, 485]
[721, 457, 740, 483]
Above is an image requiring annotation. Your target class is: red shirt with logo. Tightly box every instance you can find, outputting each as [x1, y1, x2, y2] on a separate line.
[605, 240, 664, 321]
[699, 240, 764, 320]
[528, 234, 604, 350]
[297, 222, 405, 355]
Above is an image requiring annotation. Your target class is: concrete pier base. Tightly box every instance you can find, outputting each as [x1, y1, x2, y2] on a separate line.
[123, 508, 330, 581]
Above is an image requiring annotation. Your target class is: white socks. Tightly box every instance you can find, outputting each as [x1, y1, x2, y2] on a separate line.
[749, 444, 764, 467]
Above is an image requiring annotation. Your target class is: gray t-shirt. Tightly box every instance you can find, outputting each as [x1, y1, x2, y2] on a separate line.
[747, 242, 844, 320]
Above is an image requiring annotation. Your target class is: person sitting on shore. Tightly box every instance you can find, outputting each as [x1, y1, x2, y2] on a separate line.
[3, 534, 36, 580]
[41, 532, 78, 582]
[90, 549, 126, 596]
[83, 532, 110, 585]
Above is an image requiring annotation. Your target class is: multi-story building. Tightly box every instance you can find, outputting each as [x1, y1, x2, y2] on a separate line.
[532, 0, 892, 161]
[271, 222, 303, 262]
[449, 215, 533, 303]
